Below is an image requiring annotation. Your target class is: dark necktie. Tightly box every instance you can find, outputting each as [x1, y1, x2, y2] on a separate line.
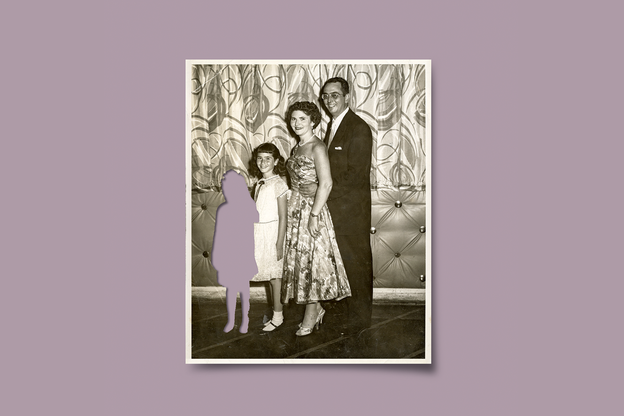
[324, 120, 333, 145]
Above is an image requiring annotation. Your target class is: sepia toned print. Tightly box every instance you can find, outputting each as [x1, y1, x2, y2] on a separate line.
[186, 60, 431, 364]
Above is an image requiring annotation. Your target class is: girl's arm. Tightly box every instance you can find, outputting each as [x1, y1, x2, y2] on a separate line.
[308, 142, 333, 237]
[276, 193, 288, 261]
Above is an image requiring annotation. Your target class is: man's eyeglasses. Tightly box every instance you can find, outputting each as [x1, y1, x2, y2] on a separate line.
[321, 92, 344, 101]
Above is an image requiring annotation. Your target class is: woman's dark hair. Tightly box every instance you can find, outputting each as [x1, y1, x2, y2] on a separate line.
[322, 77, 350, 95]
[248, 142, 287, 179]
[285, 101, 322, 136]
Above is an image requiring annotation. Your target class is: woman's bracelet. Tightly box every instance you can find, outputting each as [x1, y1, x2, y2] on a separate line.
[310, 212, 319, 218]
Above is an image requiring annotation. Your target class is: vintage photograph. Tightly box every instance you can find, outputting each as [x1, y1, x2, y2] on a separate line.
[186, 61, 431, 363]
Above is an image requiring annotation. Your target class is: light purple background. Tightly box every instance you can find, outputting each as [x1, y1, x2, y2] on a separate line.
[2, 1, 622, 414]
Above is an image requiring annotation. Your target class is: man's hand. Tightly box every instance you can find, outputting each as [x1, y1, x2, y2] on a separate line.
[299, 182, 318, 198]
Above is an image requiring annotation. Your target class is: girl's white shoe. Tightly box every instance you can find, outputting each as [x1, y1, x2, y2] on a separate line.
[262, 319, 283, 332]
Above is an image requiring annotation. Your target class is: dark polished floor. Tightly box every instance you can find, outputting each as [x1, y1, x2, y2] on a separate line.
[191, 295, 426, 361]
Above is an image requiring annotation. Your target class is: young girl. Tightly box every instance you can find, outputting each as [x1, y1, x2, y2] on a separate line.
[212, 169, 259, 334]
[249, 143, 289, 332]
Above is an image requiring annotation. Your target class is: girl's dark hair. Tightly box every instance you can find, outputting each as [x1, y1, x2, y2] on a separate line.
[285, 101, 322, 137]
[248, 142, 287, 179]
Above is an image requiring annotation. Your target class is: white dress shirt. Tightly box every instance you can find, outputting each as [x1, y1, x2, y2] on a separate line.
[327, 107, 349, 146]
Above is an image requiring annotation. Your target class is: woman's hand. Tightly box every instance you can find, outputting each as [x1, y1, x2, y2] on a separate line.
[308, 215, 320, 238]
[276, 243, 284, 261]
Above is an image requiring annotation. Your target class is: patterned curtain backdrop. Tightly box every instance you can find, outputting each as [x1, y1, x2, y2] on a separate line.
[190, 63, 427, 189]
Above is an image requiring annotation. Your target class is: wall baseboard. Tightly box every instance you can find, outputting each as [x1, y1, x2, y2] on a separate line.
[191, 286, 425, 305]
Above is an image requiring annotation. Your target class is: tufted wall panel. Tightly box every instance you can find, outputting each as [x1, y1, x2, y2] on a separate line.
[191, 190, 225, 286]
[371, 188, 426, 289]
[192, 188, 426, 289]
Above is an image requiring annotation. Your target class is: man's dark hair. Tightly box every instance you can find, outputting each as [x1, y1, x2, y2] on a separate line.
[322, 77, 350, 95]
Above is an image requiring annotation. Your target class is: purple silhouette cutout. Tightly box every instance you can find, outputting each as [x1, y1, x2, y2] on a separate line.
[211, 170, 259, 333]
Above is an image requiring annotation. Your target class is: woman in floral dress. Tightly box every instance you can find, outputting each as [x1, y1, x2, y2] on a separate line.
[281, 101, 351, 336]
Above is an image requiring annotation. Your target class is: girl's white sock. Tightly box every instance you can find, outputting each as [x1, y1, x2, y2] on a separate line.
[272, 310, 284, 324]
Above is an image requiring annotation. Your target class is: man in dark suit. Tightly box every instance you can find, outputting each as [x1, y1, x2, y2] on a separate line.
[320, 77, 374, 334]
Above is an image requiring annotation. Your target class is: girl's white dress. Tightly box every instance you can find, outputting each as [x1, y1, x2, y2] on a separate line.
[251, 175, 289, 282]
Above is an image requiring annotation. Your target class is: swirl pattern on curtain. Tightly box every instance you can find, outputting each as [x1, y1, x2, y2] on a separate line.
[191, 63, 426, 190]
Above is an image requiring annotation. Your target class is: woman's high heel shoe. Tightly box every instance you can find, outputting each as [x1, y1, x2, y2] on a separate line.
[316, 307, 325, 326]
[296, 307, 325, 336]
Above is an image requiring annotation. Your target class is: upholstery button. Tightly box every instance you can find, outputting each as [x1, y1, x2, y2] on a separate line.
[420, 226, 426, 233]
[370, 227, 376, 234]
[394, 252, 401, 258]
[202, 251, 209, 258]
[201, 204, 207, 210]
[420, 275, 425, 282]
[394, 201, 402, 208]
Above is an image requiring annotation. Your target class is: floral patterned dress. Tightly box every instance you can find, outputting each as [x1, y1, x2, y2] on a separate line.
[281, 151, 351, 304]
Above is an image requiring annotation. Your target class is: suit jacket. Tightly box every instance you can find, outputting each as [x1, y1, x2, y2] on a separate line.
[324, 109, 373, 236]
